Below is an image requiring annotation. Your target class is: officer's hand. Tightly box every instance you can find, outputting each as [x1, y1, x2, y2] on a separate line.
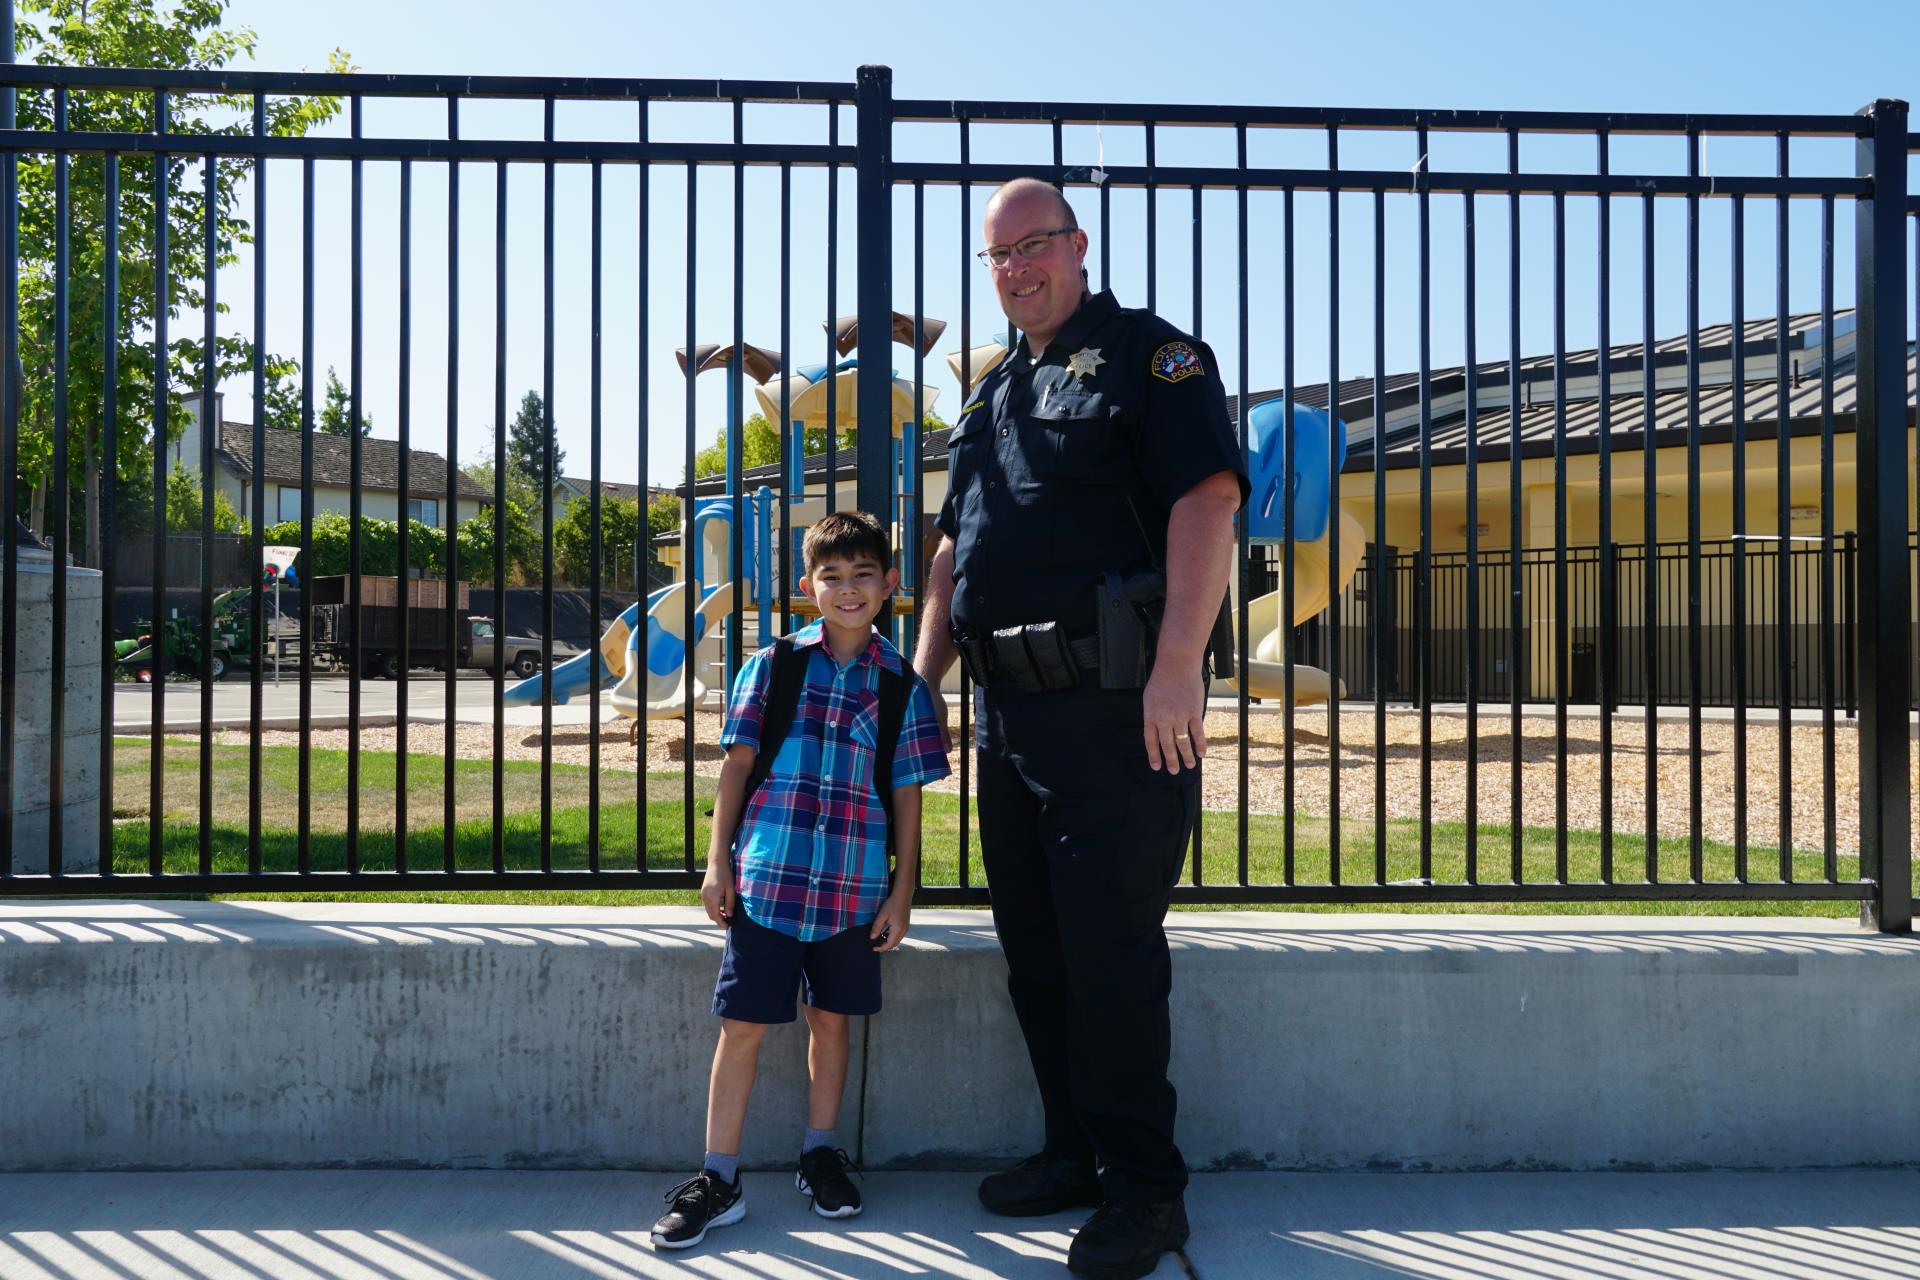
[925, 684, 954, 755]
[700, 859, 736, 928]
[1142, 665, 1205, 775]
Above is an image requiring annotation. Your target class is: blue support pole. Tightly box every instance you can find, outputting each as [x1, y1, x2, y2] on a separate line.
[755, 486, 773, 643]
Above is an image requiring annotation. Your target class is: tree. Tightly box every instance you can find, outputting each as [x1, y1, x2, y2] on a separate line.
[316, 366, 371, 437]
[455, 499, 540, 587]
[692, 412, 780, 480]
[164, 464, 244, 534]
[553, 493, 641, 588]
[11, 0, 349, 566]
[263, 512, 445, 578]
[506, 390, 563, 488]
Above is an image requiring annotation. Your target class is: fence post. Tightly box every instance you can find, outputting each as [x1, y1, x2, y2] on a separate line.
[1851, 98, 1910, 933]
[854, 65, 894, 521]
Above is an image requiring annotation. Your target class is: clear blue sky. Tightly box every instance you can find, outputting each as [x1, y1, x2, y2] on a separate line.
[194, 0, 1920, 489]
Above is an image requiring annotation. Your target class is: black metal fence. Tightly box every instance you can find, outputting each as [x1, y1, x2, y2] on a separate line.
[0, 57, 1909, 929]
[1325, 534, 1869, 711]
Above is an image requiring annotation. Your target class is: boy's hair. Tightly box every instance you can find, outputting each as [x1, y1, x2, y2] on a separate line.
[802, 511, 891, 575]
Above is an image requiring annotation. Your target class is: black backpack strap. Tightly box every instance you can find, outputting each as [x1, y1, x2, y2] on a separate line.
[741, 637, 810, 812]
[872, 665, 911, 839]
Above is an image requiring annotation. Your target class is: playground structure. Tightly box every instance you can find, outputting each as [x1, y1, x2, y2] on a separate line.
[1226, 397, 1361, 707]
[504, 315, 942, 728]
[503, 323, 1362, 721]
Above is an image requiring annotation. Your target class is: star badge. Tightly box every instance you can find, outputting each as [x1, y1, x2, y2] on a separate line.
[1065, 347, 1105, 383]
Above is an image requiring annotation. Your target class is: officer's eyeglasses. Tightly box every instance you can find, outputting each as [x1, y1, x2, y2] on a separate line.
[976, 227, 1076, 269]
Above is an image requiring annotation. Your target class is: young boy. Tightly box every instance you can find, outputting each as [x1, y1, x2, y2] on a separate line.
[650, 511, 952, 1250]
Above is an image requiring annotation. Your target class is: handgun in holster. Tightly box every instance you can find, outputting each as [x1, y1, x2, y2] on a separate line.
[1094, 571, 1167, 690]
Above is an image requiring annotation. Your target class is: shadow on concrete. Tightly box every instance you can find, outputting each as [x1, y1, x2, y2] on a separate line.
[2, 901, 1915, 963]
[1198, 1169, 1920, 1278]
[0, 1170, 1167, 1279]
[5, 1170, 1919, 1278]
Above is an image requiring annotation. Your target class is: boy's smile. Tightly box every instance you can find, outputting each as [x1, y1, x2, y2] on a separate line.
[803, 555, 899, 659]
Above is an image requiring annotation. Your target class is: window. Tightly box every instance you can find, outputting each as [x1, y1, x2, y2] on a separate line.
[408, 497, 439, 525]
[276, 485, 303, 523]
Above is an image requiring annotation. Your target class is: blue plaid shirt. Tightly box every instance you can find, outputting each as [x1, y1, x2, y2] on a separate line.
[720, 622, 951, 941]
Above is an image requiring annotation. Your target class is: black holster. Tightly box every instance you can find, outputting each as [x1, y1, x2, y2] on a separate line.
[1095, 571, 1166, 690]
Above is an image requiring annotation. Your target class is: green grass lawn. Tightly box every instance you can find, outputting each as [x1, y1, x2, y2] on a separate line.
[99, 737, 1863, 916]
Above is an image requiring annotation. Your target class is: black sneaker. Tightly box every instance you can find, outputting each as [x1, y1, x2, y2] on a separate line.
[650, 1169, 745, 1250]
[978, 1150, 1104, 1217]
[1067, 1197, 1190, 1279]
[795, 1146, 863, 1219]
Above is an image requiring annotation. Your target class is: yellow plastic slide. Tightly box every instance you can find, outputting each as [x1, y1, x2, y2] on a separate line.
[1222, 510, 1365, 706]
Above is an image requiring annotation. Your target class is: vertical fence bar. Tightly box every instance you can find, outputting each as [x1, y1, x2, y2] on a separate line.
[148, 90, 170, 878]
[298, 152, 313, 875]
[395, 157, 412, 873]
[99, 154, 119, 877]
[540, 98, 556, 874]
[855, 66, 894, 521]
[1190, 180, 1204, 886]
[1684, 133, 1703, 882]
[957, 121, 973, 890]
[1463, 190, 1480, 881]
[1506, 129, 1523, 883]
[824, 104, 838, 514]
[248, 94, 266, 876]
[1852, 98, 1912, 930]
[1365, 188, 1382, 875]
[636, 99, 650, 872]
[682, 161, 698, 872]
[910, 177, 925, 761]
[197, 152, 217, 877]
[1551, 189, 1568, 883]
[1416, 128, 1433, 884]
[1640, 188, 1658, 881]
[588, 158, 603, 872]
[347, 96, 364, 876]
[1596, 131, 1615, 882]
[1326, 125, 1341, 883]
[727, 99, 743, 688]
[49, 87, 68, 876]
[492, 158, 507, 875]
[1774, 133, 1792, 881]
[1281, 183, 1294, 885]
[1818, 195, 1836, 877]
[1729, 194, 1748, 882]
[776, 153, 789, 641]
[1235, 124, 1250, 885]
[443, 99, 459, 875]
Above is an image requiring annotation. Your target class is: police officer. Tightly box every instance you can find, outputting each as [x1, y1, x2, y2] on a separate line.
[912, 177, 1245, 1279]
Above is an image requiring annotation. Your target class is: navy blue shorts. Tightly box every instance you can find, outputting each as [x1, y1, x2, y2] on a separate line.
[711, 905, 883, 1024]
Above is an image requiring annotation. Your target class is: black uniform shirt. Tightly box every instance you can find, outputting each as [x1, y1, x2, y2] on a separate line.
[937, 289, 1247, 637]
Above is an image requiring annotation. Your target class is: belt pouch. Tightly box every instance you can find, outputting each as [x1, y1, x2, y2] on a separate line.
[1021, 621, 1079, 692]
[989, 626, 1044, 694]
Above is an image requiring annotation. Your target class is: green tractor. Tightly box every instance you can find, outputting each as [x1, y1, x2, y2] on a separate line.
[115, 587, 257, 683]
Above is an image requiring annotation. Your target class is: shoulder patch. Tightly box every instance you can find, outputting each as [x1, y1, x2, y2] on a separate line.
[1151, 341, 1204, 384]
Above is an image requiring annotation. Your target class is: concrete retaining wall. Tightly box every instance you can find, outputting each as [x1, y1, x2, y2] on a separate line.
[2, 902, 1917, 1172]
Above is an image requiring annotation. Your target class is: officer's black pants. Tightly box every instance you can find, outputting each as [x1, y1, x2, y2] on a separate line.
[974, 685, 1198, 1204]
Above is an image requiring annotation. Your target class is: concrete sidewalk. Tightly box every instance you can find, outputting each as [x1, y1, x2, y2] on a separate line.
[3, 1170, 1916, 1279]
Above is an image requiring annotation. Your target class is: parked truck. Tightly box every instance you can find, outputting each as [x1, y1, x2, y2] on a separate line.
[309, 575, 475, 679]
